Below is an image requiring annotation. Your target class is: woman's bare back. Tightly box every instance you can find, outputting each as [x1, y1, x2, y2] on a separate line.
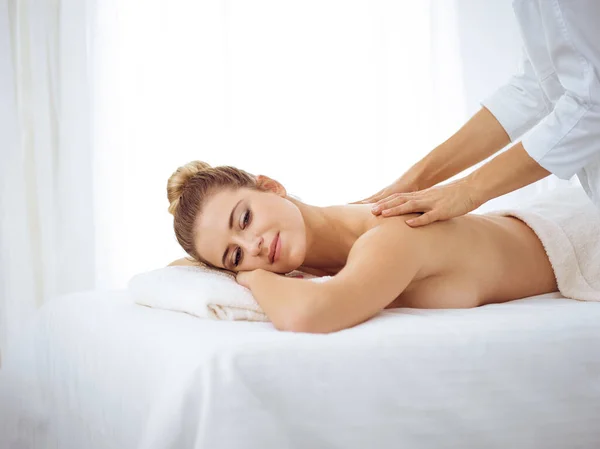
[390, 213, 557, 309]
[301, 204, 558, 309]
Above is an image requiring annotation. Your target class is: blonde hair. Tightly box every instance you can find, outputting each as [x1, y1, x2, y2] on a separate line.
[167, 160, 258, 265]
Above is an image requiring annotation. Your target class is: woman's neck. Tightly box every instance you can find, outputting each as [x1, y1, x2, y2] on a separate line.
[290, 199, 369, 272]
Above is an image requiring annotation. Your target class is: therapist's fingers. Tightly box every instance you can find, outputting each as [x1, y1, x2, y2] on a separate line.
[379, 199, 428, 217]
[374, 192, 410, 208]
[371, 193, 412, 215]
[405, 211, 438, 227]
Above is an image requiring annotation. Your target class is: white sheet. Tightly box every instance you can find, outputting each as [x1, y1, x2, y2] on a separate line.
[2, 289, 600, 449]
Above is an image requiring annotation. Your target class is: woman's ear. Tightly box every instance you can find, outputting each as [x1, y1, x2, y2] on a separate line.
[256, 175, 287, 197]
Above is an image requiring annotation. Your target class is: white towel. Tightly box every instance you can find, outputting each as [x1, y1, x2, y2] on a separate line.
[128, 265, 331, 321]
[488, 185, 600, 302]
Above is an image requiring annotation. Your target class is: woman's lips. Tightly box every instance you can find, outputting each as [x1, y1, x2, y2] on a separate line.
[273, 233, 281, 263]
[269, 232, 281, 264]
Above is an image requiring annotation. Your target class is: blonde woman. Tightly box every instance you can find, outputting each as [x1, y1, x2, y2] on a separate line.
[167, 161, 557, 334]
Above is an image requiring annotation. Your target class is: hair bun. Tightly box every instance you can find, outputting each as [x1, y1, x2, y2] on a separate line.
[167, 160, 211, 215]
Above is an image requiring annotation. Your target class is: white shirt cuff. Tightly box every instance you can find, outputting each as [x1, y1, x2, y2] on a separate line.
[481, 87, 550, 143]
[521, 97, 598, 180]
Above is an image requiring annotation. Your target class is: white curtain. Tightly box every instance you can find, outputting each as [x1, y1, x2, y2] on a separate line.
[0, 0, 96, 362]
[1, 0, 571, 358]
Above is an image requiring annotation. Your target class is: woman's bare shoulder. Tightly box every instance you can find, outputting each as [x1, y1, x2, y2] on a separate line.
[308, 216, 427, 331]
[167, 257, 199, 267]
[350, 212, 447, 280]
[361, 210, 425, 234]
[332, 203, 424, 236]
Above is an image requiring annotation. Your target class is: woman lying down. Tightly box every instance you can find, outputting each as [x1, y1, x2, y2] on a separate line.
[167, 161, 600, 333]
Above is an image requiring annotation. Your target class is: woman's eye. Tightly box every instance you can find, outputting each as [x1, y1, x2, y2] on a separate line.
[233, 247, 242, 267]
[242, 210, 251, 228]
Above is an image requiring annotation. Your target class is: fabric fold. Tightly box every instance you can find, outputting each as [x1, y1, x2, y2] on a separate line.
[488, 185, 600, 302]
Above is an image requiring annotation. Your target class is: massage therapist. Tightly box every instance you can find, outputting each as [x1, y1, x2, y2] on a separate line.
[357, 0, 600, 227]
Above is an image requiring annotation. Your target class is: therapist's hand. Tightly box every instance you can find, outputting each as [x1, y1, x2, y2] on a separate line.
[371, 177, 483, 227]
[351, 175, 420, 205]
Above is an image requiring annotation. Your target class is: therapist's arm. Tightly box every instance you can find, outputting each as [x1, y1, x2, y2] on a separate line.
[358, 49, 549, 206]
[467, 141, 551, 205]
[410, 48, 549, 190]
[411, 107, 511, 189]
[374, 140, 551, 226]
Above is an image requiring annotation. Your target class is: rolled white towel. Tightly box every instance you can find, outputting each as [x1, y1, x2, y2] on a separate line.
[128, 265, 331, 321]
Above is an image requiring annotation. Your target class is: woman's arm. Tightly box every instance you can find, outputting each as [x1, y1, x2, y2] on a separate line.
[298, 220, 425, 333]
[245, 220, 425, 333]
[242, 270, 330, 332]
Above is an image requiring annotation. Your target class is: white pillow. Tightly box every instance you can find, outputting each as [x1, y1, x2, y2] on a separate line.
[128, 265, 330, 322]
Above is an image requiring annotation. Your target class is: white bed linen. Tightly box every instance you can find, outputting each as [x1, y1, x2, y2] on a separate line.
[1, 288, 600, 449]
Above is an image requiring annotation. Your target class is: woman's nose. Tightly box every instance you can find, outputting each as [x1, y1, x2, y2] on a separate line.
[246, 235, 264, 257]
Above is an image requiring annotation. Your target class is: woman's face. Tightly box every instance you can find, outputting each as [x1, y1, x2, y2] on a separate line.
[194, 180, 307, 273]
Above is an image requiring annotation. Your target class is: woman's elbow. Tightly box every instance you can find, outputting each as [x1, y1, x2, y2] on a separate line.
[272, 284, 354, 334]
[280, 318, 331, 334]
[274, 297, 338, 334]
[278, 319, 335, 334]
[273, 309, 326, 333]
[277, 308, 352, 334]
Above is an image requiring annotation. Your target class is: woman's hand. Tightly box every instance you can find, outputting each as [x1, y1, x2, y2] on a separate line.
[371, 177, 483, 227]
[235, 270, 260, 289]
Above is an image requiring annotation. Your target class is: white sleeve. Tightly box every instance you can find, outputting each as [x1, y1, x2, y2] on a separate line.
[481, 48, 552, 142]
[522, 92, 600, 180]
[519, 0, 600, 180]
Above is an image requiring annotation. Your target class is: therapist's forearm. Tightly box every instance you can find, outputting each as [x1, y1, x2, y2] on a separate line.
[466, 141, 551, 204]
[411, 107, 511, 189]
